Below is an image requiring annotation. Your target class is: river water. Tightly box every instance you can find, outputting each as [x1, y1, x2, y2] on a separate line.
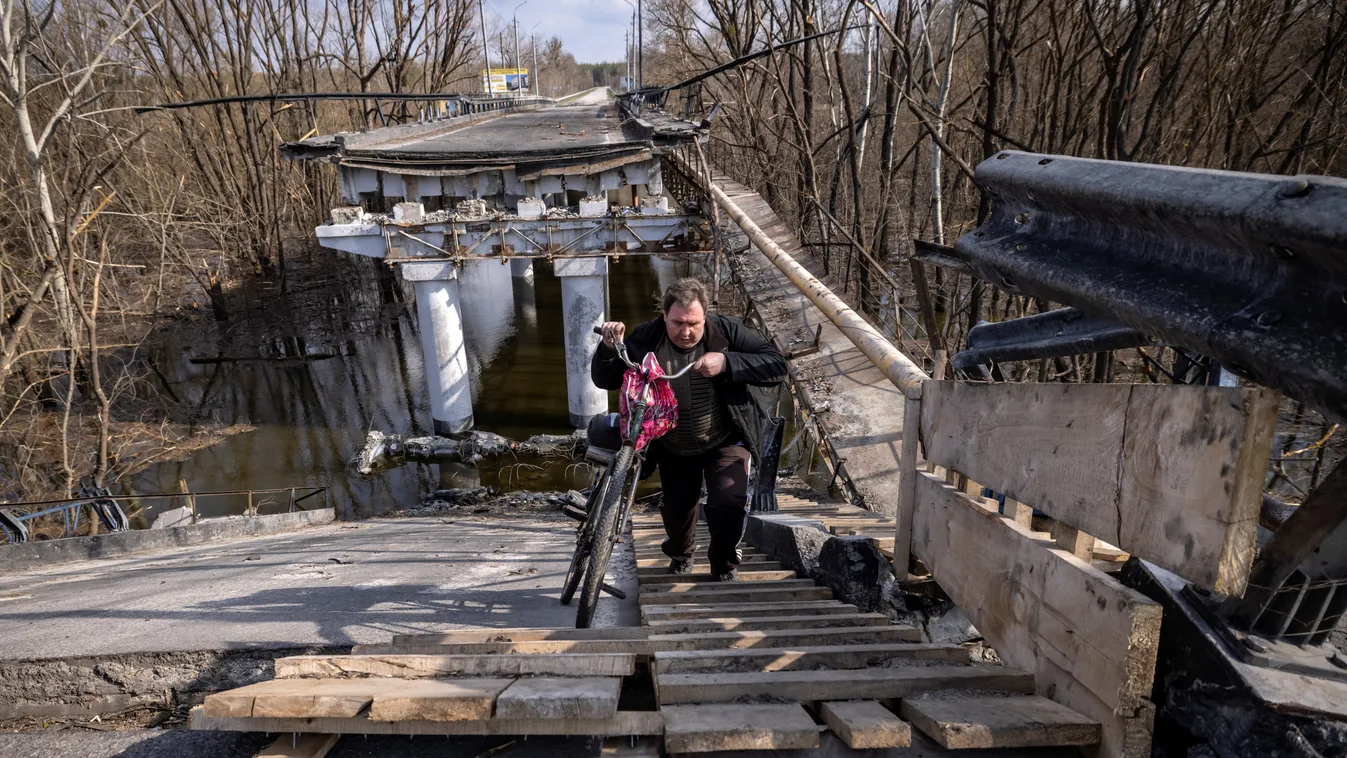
[129, 250, 707, 522]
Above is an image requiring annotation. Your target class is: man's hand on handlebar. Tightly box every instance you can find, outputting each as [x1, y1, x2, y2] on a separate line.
[599, 321, 627, 349]
[693, 352, 727, 377]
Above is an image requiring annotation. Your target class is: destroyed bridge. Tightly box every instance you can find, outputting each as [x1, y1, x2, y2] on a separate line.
[6, 88, 1337, 758]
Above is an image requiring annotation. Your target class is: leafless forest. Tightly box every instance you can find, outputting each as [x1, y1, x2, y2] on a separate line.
[1, 0, 1342, 503]
[647, 0, 1346, 499]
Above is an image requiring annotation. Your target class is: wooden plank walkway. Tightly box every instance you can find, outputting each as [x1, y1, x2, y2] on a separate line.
[630, 489, 1101, 754]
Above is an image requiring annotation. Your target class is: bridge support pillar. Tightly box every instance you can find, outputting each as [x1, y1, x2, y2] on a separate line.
[510, 258, 533, 278]
[554, 258, 609, 428]
[403, 261, 473, 435]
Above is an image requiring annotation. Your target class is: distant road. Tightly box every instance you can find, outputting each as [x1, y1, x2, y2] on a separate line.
[556, 87, 612, 106]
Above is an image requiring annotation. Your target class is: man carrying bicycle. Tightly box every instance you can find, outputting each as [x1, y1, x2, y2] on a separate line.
[592, 278, 787, 581]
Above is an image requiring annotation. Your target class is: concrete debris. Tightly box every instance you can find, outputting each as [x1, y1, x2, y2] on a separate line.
[815, 535, 900, 615]
[149, 506, 195, 530]
[744, 513, 830, 576]
[391, 488, 581, 519]
[453, 198, 491, 219]
[924, 604, 981, 645]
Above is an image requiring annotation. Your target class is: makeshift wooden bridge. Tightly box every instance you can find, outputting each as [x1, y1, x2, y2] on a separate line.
[190, 492, 1104, 756]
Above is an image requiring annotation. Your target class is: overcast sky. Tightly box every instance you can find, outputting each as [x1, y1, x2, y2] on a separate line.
[484, 0, 637, 64]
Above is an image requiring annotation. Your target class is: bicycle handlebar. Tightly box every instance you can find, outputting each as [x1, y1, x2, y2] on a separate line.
[593, 326, 696, 379]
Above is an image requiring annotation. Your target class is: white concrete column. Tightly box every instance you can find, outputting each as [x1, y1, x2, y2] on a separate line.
[553, 258, 610, 428]
[403, 262, 473, 435]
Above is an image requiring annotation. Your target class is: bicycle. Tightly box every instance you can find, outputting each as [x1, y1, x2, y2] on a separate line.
[560, 326, 694, 628]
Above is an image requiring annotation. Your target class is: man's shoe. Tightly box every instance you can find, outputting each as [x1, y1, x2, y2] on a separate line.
[668, 557, 695, 575]
[713, 569, 740, 582]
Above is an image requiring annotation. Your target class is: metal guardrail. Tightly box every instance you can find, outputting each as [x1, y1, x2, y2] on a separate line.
[945, 150, 1347, 423]
[0, 485, 329, 544]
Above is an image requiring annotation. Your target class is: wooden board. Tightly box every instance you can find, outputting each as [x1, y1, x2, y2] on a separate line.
[252, 679, 376, 719]
[257, 733, 340, 758]
[275, 653, 636, 679]
[389, 627, 648, 645]
[912, 471, 1161, 758]
[637, 570, 798, 585]
[819, 700, 911, 749]
[644, 613, 890, 634]
[650, 625, 921, 651]
[639, 586, 831, 606]
[190, 707, 664, 736]
[655, 666, 1034, 704]
[366, 678, 514, 721]
[495, 677, 621, 720]
[203, 679, 375, 719]
[920, 381, 1277, 594]
[662, 703, 820, 753]
[653, 643, 968, 673]
[635, 554, 772, 568]
[900, 694, 1101, 749]
[636, 561, 784, 576]
[352, 640, 652, 656]
[639, 579, 816, 593]
[641, 601, 858, 620]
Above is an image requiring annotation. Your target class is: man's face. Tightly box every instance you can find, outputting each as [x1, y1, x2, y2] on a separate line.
[664, 300, 706, 349]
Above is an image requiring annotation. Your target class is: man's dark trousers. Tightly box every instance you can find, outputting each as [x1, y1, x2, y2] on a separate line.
[657, 442, 752, 573]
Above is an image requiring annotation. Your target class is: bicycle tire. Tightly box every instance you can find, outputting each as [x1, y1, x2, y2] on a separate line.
[575, 446, 633, 628]
[560, 472, 609, 605]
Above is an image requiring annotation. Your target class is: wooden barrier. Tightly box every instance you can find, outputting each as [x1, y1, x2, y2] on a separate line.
[918, 381, 1278, 594]
[912, 472, 1162, 758]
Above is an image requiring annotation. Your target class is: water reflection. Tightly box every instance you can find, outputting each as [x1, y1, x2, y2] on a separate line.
[130, 252, 706, 521]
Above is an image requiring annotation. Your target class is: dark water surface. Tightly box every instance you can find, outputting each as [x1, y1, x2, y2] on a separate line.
[129, 252, 705, 521]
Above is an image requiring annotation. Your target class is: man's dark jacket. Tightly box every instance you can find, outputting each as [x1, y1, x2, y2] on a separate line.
[590, 314, 787, 460]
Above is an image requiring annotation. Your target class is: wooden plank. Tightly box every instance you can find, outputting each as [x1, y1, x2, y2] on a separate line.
[352, 640, 652, 656]
[276, 653, 636, 679]
[650, 625, 921, 651]
[495, 677, 621, 720]
[1054, 522, 1096, 561]
[389, 627, 648, 645]
[635, 554, 772, 568]
[257, 733, 339, 758]
[819, 700, 911, 749]
[644, 613, 890, 634]
[639, 579, 816, 593]
[252, 679, 376, 719]
[637, 570, 797, 585]
[912, 471, 1161, 758]
[662, 703, 820, 753]
[639, 586, 832, 605]
[204, 679, 376, 719]
[190, 707, 664, 736]
[366, 678, 514, 722]
[656, 666, 1034, 704]
[636, 561, 784, 576]
[641, 601, 858, 620]
[919, 381, 1278, 594]
[653, 643, 968, 673]
[894, 393, 921, 577]
[900, 694, 1101, 749]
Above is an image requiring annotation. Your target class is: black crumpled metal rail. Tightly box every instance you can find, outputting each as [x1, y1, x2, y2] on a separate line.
[948, 150, 1347, 423]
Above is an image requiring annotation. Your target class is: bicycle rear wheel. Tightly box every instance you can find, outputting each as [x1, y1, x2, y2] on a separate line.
[560, 471, 609, 605]
[575, 446, 633, 628]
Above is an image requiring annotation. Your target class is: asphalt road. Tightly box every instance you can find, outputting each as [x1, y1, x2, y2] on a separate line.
[0, 513, 638, 659]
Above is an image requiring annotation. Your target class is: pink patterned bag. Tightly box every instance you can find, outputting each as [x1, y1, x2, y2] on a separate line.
[619, 353, 679, 451]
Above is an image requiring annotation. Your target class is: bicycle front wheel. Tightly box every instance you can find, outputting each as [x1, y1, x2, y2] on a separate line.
[575, 446, 633, 628]
[560, 472, 609, 605]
